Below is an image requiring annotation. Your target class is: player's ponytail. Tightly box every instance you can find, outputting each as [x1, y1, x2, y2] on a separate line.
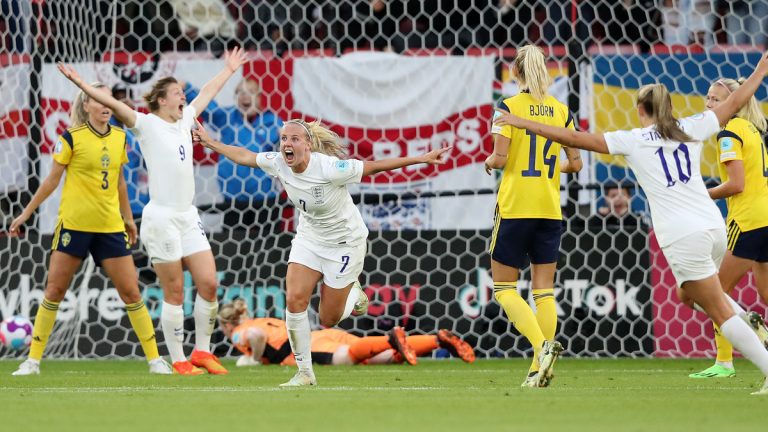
[217, 299, 249, 325]
[70, 82, 108, 127]
[637, 84, 693, 142]
[715, 78, 768, 132]
[287, 119, 347, 159]
[513, 45, 550, 101]
[143, 77, 178, 113]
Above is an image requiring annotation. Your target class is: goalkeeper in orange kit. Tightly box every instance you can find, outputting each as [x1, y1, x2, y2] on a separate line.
[218, 299, 475, 366]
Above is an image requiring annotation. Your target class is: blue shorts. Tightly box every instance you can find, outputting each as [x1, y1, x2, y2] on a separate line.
[489, 217, 563, 269]
[728, 221, 768, 263]
[52, 222, 132, 265]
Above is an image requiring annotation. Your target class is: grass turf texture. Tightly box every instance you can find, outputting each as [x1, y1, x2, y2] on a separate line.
[0, 358, 764, 431]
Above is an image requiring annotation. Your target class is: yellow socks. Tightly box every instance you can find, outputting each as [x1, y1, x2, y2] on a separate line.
[533, 288, 557, 340]
[713, 323, 733, 365]
[29, 297, 60, 361]
[126, 300, 160, 361]
[494, 282, 545, 370]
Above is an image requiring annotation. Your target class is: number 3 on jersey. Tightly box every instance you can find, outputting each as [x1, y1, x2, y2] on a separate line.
[522, 130, 557, 178]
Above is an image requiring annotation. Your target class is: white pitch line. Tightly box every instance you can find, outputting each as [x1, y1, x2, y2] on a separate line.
[0, 386, 446, 393]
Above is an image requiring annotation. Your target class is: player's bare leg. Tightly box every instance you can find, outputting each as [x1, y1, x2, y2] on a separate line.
[102, 255, 170, 374]
[281, 263, 321, 387]
[155, 260, 203, 375]
[184, 250, 227, 375]
[13, 251, 82, 376]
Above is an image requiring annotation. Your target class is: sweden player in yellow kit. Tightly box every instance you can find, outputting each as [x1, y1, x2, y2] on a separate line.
[688, 78, 768, 379]
[484, 45, 582, 388]
[9, 84, 171, 375]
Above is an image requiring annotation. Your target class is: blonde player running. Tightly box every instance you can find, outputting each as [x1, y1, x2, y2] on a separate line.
[194, 119, 450, 386]
[484, 45, 583, 388]
[494, 52, 768, 396]
[57, 47, 248, 375]
[10, 84, 171, 375]
[687, 78, 768, 379]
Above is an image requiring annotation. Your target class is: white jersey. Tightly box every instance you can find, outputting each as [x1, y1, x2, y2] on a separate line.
[129, 106, 197, 210]
[604, 110, 724, 247]
[256, 151, 368, 247]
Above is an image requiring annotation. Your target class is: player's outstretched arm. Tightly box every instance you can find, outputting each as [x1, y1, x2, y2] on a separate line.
[561, 147, 583, 173]
[362, 146, 451, 177]
[117, 172, 137, 245]
[245, 328, 267, 364]
[708, 160, 745, 199]
[57, 63, 137, 128]
[193, 120, 260, 168]
[190, 47, 247, 116]
[9, 162, 66, 236]
[493, 108, 609, 154]
[711, 51, 768, 126]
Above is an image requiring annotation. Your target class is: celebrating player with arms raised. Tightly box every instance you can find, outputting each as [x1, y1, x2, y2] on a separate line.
[56, 48, 248, 375]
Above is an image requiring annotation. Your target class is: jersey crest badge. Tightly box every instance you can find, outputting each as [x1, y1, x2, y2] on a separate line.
[101, 154, 111, 168]
[312, 185, 324, 204]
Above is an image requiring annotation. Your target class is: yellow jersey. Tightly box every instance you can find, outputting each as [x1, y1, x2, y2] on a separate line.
[491, 92, 574, 219]
[717, 117, 768, 232]
[53, 122, 129, 233]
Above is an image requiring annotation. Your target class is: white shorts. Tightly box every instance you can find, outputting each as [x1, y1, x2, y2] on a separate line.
[288, 236, 366, 289]
[140, 202, 211, 263]
[662, 228, 726, 286]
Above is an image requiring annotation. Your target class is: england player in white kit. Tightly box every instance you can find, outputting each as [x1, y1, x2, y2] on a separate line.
[57, 48, 248, 375]
[193, 119, 450, 386]
[493, 51, 768, 395]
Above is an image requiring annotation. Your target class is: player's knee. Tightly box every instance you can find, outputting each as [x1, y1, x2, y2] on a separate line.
[286, 293, 310, 312]
[43, 282, 68, 302]
[118, 289, 142, 305]
[318, 311, 342, 328]
[196, 277, 218, 300]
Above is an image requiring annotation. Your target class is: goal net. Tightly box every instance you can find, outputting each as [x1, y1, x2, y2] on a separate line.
[1, 0, 766, 359]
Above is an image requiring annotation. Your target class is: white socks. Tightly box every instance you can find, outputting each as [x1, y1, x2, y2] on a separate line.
[161, 302, 186, 363]
[720, 315, 768, 376]
[194, 294, 218, 353]
[339, 288, 359, 324]
[286, 309, 313, 372]
[694, 295, 746, 317]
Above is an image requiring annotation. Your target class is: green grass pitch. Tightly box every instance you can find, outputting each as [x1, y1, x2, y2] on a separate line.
[0, 358, 764, 431]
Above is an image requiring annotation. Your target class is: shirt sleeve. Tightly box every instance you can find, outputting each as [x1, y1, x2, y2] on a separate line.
[52, 131, 74, 165]
[680, 110, 721, 142]
[491, 99, 512, 138]
[326, 158, 364, 186]
[603, 130, 635, 156]
[181, 105, 198, 130]
[129, 111, 146, 139]
[717, 129, 744, 163]
[255, 152, 280, 176]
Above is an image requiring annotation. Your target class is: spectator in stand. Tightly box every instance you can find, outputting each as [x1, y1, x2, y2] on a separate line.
[688, 0, 715, 46]
[169, 0, 237, 52]
[184, 78, 283, 231]
[589, 183, 642, 227]
[660, 0, 689, 45]
[721, 0, 768, 47]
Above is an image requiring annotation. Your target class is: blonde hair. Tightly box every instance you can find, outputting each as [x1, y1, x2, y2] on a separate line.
[636, 84, 693, 142]
[218, 299, 249, 326]
[70, 82, 109, 127]
[513, 45, 550, 101]
[713, 78, 768, 132]
[143, 77, 178, 112]
[285, 119, 346, 158]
